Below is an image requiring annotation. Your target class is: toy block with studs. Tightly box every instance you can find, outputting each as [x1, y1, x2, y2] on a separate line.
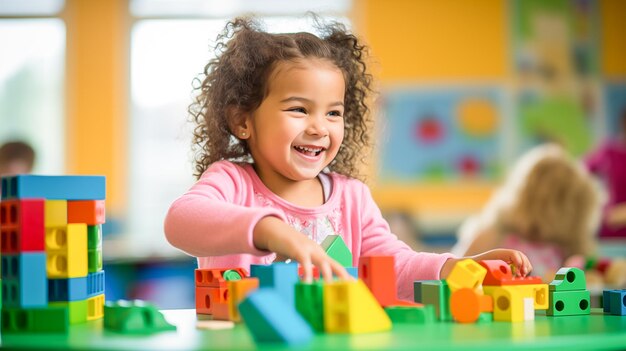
[479, 260, 542, 286]
[516, 284, 549, 310]
[67, 200, 106, 225]
[0, 199, 45, 253]
[45, 224, 88, 278]
[44, 200, 67, 228]
[384, 305, 436, 324]
[1, 306, 69, 333]
[323, 279, 392, 334]
[1, 253, 47, 308]
[87, 271, 105, 297]
[549, 267, 586, 291]
[421, 280, 452, 321]
[359, 256, 419, 307]
[87, 294, 105, 321]
[250, 263, 299, 307]
[320, 234, 352, 267]
[446, 259, 487, 292]
[49, 299, 88, 324]
[195, 267, 247, 288]
[226, 278, 259, 322]
[484, 285, 529, 322]
[603, 289, 626, 315]
[104, 300, 176, 334]
[295, 280, 325, 332]
[238, 288, 313, 345]
[48, 276, 88, 302]
[1, 175, 105, 200]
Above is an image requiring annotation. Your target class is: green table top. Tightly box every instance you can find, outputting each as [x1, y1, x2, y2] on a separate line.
[2, 308, 626, 350]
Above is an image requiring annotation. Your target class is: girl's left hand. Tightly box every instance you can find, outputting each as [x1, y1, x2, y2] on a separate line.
[440, 249, 533, 279]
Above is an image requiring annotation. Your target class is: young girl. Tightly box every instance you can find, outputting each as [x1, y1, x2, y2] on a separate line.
[164, 17, 532, 301]
[453, 144, 603, 280]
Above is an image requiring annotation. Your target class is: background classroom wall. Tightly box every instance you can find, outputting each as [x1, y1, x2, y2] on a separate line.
[1, 0, 625, 308]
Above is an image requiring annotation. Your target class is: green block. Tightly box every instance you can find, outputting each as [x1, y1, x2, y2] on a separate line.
[295, 281, 324, 332]
[2, 307, 69, 333]
[549, 267, 586, 291]
[320, 235, 352, 267]
[104, 300, 176, 334]
[385, 305, 435, 324]
[421, 280, 452, 321]
[223, 269, 242, 281]
[88, 248, 103, 273]
[50, 300, 88, 324]
[413, 280, 438, 303]
[477, 312, 493, 323]
[547, 290, 591, 316]
[87, 225, 102, 249]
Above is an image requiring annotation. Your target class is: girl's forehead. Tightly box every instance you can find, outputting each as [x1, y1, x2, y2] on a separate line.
[270, 58, 341, 78]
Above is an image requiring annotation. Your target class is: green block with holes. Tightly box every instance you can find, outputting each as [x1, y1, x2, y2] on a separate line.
[547, 290, 590, 316]
[385, 305, 435, 324]
[295, 281, 324, 332]
[320, 235, 352, 267]
[549, 267, 586, 291]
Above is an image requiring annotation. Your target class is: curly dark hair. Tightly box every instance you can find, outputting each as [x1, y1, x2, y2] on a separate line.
[188, 16, 373, 181]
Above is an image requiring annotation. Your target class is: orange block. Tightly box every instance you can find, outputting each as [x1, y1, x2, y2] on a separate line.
[450, 288, 482, 323]
[359, 256, 397, 306]
[195, 267, 248, 288]
[67, 200, 106, 225]
[227, 278, 259, 322]
[195, 285, 227, 315]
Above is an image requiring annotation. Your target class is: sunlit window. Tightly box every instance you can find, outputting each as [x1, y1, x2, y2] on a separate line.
[128, 3, 351, 255]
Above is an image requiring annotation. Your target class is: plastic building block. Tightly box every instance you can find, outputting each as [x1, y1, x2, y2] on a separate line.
[49, 299, 88, 324]
[87, 294, 105, 321]
[67, 200, 106, 225]
[450, 288, 486, 323]
[477, 312, 493, 323]
[323, 279, 392, 333]
[345, 266, 358, 278]
[87, 270, 105, 297]
[195, 267, 247, 288]
[414, 280, 438, 303]
[1, 306, 69, 333]
[547, 290, 591, 316]
[516, 284, 549, 310]
[446, 259, 487, 292]
[384, 305, 435, 324]
[606, 289, 626, 315]
[88, 247, 103, 273]
[45, 224, 88, 278]
[238, 288, 313, 345]
[44, 200, 67, 228]
[250, 263, 299, 307]
[227, 278, 259, 322]
[359, 256, 418, 307]
[320, 235, 352, 267]
[87, 225, 102, 249]
[1, 175, 106, 200]
[549, 267, 586, 291]
[479, 260, 542, 286]
[421, 280, 452, 321]
[297, 265, 320, 280]
[603, 289, 612, 313]
[295, 280, 325, 332]
[0, 199, 45, 252]
[104, 300, 176, 334]
[485, 286, 528, 322]
[195, 285, 227, 315]
[48, 276, 88, 301]
[1, 253, 47, 308]
[523, 297, 535, 321]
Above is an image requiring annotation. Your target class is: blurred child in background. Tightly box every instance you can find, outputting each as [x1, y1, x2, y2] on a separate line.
[0, 140, 35, 176]
[453, 143, 604, 281]
[585, 108, 626, 238]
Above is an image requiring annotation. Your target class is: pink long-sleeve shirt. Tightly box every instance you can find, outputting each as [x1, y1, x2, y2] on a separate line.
[164, 160, 454, 300]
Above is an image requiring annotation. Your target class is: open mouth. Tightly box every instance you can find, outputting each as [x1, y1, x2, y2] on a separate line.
[293, 145, 325, 157]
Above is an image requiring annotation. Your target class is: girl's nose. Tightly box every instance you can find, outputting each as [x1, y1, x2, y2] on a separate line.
[306, 115, 329, 136]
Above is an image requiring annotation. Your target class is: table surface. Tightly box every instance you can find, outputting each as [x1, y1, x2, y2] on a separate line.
[1, 308, 626, 350]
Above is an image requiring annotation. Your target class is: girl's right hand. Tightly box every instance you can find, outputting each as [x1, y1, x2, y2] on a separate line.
[253, 216, 352, 283]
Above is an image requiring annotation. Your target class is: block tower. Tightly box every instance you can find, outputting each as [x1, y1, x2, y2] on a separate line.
[1, 175, 106, 333]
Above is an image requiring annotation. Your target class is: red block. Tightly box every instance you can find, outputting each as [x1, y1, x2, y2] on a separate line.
[359, 256, 419, 307]
[479, 260, 542, 286]
[195, 267, 248, 287]
[67, 200, 106, 225]
[195, 286, 228, 315]
[297, 265, 320, 280]
[0, 199, 44, 253]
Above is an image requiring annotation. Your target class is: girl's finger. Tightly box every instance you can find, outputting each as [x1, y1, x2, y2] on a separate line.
[300, 257, 313, 284]
[330, 259, 352, 281]
[320, 261, 333, 283]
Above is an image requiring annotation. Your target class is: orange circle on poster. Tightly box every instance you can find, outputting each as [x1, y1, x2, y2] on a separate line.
[457, 98, 498, 137]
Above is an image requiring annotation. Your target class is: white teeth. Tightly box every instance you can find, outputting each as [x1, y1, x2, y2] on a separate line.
[294, 146, 324, 156]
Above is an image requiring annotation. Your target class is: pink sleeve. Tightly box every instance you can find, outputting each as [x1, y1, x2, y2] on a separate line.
[585, 142, 607, 174]
[163, 161, 285, 257]
[357, 182, 455, 301]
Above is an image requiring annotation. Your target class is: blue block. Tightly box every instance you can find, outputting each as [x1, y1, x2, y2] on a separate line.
[1, 175, 105, 200]
[238, 289, 313, 345]
[250, 263, 298, 307]
[49, 277, 88, 302]
[87, 270, 106, 297]
[345, 266, 358, 279]
[608, 290, 626, 316]
[1, 253, 47, 307]
[603, 290, 613, 313]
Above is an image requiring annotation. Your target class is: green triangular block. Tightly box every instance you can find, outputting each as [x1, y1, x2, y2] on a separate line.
[320, 235, 352, 267]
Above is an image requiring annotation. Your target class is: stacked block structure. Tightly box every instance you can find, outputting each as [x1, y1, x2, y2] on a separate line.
[1, 175, 106, 333]
[547, 267, 590, 316]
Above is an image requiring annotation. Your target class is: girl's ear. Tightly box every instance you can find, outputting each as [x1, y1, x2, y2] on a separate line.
[227, 106, 251, 140]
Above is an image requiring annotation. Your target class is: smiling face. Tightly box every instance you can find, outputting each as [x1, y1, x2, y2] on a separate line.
[239, 58, 345, 192]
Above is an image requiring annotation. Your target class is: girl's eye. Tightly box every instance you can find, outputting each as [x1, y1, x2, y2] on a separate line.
[328, 110, 343, 117]
[288, 107, 307, 114]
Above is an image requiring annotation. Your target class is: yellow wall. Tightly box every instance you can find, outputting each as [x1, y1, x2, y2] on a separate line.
[600, 0, 626, 77]
[64, 0, 129, 215]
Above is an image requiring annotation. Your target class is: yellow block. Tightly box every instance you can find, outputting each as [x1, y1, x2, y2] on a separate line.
[228, 278, 259, 323]
[87, 294, 105, 321]
[44, 200, 67, 228]
[446, 259, 487, 292]
[45, 224, 88, 278]
[517, 284, 549, 310]
[323, 280, 392, 334]
[484, 286, 526, 322]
